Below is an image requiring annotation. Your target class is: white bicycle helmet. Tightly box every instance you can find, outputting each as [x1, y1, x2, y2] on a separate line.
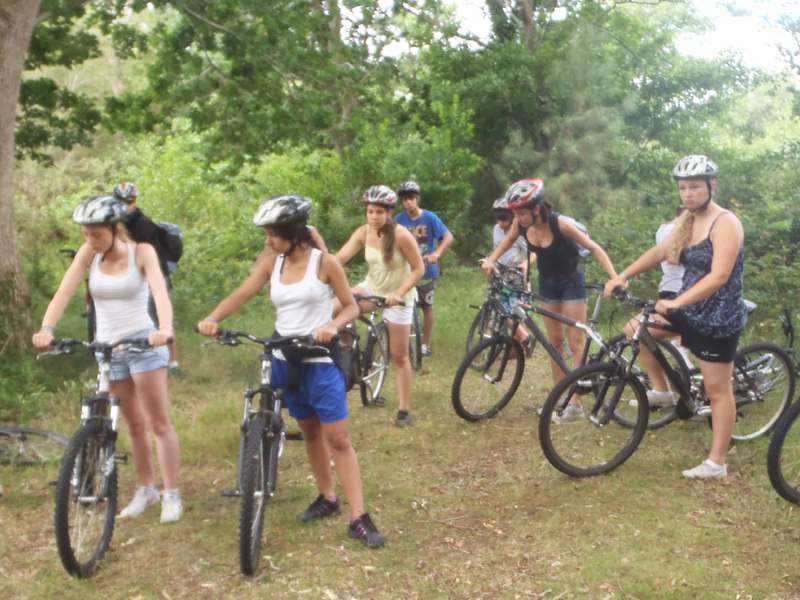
[72, 196, 127, 225]
[362, 185, 398, 207]
[671, 155, 718, 180]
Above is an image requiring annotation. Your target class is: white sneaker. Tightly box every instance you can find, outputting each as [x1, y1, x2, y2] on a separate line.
[160, 489, 183, 523]
[646, 389, 676, 408]
[551, 403, 585, 424]
[682, 459, 727, 479]
[119, 485, 160, 518]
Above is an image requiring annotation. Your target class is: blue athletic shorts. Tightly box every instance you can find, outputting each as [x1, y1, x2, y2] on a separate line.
[538, 271, 587, 305]
[270, 358, 348, 423]
[95, 331, 169, 381]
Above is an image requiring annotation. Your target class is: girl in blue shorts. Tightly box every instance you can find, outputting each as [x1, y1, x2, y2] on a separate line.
[485, 179, 619, 421]
[197, 195, 385, 548]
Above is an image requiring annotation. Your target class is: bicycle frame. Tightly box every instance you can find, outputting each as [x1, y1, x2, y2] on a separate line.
[509, 283, 611, 374]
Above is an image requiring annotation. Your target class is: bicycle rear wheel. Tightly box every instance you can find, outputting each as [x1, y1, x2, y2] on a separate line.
[767, 400, 800, 504]
[730, 342, 796, 441]
[240, 413, 269, 576]
[0, 426, 68, 466]
[360, 322, 390, 407]
[409, 303, 423, 370]
[54, 422, 118, 578]
[451, 335, 525, 422]
[539, 362, 649, 477]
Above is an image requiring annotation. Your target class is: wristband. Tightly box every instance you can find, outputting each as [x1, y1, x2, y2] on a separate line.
[205, 316, 219, 324]
[41, 325, 55, 333]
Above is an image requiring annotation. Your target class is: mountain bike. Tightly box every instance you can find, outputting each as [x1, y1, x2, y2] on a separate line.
[340, 295, 398, 407]
[0, 426, 68, 466]
[766, 308, 800, 503]
[451, 282, 614, 422]
[208, 329, 331, 576]
[40, 337, 156, 578]
[465, 260, 529, 355]
[539, 289, 796, 477]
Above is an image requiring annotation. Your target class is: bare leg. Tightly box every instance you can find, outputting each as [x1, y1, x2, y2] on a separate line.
[131, 368, 181, 489]
[699, 360, 736, 465]
[561, 301, 588, 370]
[297, 416, 336, 500]
[115, 377, 156, 487]
[321, 419, 365, 519]
[387, 321, 412, 411]
[624, 314, 679, 392]
[540, 304, 567, 385]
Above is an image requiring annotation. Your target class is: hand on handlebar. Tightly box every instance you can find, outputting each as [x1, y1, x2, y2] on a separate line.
[385, 292, 404, 307]
[148, 330, 173, 347]
[32, 329, 55, 349]
[654, 298, 679, 316]
[196, 319, 219, 337]
[313, 324, 338, 344]
[480, 259, 499, 277]
[603, 276, 628, 299]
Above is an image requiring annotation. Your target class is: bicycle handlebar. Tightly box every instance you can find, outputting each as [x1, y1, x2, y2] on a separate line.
[353, 294, 406, 308]
[612, 287, 657, 312]
[36, 336, 162, 359]
[210, 329, 332, 355]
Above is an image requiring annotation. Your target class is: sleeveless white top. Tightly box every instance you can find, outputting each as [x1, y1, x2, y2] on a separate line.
[89, 243, 154, 343]
[270, 249, 333, 336]
[656, 223, 685, 294]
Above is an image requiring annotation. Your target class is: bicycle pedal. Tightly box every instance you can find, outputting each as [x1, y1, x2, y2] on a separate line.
[115, 453, 129, 464]
[369, 397, 386, 407]
[220, 488, 242, 497]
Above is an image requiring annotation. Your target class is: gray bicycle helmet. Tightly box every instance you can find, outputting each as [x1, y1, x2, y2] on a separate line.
[112, 181, 139, 203]
[253, 195, 313, 227]
[397, 180, 421, 196]
[72, 196, 128, 225]
[672, 155, 718, 180]
[362, 185, 398, 207]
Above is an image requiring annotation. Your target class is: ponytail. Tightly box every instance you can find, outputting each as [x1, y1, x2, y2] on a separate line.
[667, 210, 694, 264]
[379, 216, 396, 264]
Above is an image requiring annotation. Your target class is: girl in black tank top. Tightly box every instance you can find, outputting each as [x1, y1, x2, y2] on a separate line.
[485, 180, 620, 402]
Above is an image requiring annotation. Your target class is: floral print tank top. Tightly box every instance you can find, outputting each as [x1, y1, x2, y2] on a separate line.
[677, 213, 747, 337]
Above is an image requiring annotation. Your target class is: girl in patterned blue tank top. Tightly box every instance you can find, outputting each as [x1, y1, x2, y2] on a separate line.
[604, 155, 745, 480]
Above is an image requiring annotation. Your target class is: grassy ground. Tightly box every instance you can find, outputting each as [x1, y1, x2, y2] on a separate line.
[2, 267, 800, 599]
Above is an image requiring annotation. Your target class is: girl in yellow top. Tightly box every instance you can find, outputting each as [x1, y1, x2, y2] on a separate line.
[335, 186, 425, 426]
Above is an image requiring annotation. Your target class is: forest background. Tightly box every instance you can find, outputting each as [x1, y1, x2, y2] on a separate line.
[2, 0, 800, 419]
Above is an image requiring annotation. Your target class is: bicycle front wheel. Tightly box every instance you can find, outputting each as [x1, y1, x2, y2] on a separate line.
[0, 426, 68, 466]
[730, 342, 796, 441]
[360, 322, 390, 407]
[539, 362, 649, 477]
[451, 335, 525, 422]
[767, 400, 800, 504]
[54, 422, 118, 578]
[239, 414, 269, 576]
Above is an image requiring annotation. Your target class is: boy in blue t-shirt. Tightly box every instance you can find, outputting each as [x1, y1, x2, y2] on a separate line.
[395, 181, 454, 356]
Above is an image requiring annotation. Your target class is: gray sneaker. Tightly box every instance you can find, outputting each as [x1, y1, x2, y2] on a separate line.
[394, 411, 413, 427]
[551, 403, 585, 424]
[646, 389, 676, 408]
[682, 459, 727, 479]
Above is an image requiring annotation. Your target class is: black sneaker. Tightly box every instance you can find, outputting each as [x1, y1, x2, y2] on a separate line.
[348, 513, 385, 548]
[297, 494, 341, 523]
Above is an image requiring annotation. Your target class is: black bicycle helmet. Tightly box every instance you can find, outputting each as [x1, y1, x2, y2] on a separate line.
[253, 195, 313, 227]
[112, 181, 139, 203]
[397, 180, 421, 196]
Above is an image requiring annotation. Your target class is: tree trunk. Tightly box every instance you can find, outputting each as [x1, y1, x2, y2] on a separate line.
[0, 0, 39, 355]
[519, 0, 536, 51]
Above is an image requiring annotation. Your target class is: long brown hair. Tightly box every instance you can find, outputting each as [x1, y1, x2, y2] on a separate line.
[666, 210, 694, 264]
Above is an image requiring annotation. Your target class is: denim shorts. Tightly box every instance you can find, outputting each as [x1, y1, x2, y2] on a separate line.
[538, 271, 587, 305]
[95, 333, 169, 381]
[271, 358, 348, 423]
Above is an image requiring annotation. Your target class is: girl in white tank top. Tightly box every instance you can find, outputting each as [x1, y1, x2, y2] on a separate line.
[32, 198, 182, 523]
[198, 195, 386, 547]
